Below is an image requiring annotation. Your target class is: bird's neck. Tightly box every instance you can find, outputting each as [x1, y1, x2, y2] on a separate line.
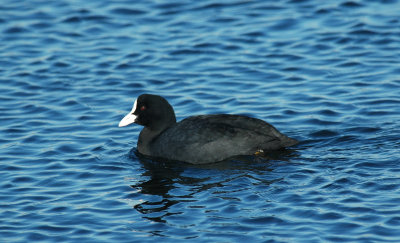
[137, 120, 175, 155]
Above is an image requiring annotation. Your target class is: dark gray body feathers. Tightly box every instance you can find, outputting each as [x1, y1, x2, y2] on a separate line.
[149, 114, 297, 164]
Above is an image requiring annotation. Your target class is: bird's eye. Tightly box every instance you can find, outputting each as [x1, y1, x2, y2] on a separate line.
[140, 105, 146, 111]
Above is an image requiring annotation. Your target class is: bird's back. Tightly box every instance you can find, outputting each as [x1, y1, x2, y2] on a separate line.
[150, 114, 297, 164]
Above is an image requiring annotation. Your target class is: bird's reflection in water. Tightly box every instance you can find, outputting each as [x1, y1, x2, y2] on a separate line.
[128, 148, 298, 223]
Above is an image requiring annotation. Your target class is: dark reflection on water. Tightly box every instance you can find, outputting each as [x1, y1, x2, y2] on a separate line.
[131, 150, 185, 224]
[130, 148, 301, 231]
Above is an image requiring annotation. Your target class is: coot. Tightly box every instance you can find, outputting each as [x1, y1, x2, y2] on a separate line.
[119, 94, 298, 164]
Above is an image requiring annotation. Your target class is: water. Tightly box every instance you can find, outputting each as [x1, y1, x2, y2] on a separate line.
[1, 0, 400, 242]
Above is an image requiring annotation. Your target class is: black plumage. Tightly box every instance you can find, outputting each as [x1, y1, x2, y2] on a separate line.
[119, 94, 298, 164]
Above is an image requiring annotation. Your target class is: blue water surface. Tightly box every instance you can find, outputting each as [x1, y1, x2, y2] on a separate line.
[1, 0, 400, 242]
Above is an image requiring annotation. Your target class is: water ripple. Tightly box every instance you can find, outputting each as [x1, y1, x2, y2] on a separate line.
[1, 0, 400, 242]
